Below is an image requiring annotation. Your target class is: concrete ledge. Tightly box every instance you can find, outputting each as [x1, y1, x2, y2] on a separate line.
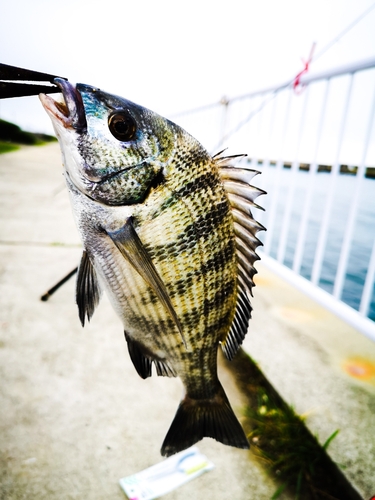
[243, 259, 375, 498]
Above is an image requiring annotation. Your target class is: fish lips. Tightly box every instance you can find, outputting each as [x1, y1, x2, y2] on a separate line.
[40, 78, 87, 132]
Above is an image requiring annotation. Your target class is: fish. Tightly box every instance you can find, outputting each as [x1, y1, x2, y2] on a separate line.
[39, 78, 266, 457]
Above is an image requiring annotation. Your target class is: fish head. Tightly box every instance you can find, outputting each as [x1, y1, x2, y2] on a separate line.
[40, 79, 177, 205]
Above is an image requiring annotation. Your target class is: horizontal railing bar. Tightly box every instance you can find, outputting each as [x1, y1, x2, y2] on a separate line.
[171, 56, 375, 118]
[230, 56, 375, 104]
[299, 56, 375, 86]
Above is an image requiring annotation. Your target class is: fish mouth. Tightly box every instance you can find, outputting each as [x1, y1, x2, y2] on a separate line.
[39, 78, 87, 131]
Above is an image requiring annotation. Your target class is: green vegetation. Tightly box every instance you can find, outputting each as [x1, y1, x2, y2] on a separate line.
[0, 118, 56, 152]
[224, 349, 361, 500]
[247, 388, 340, 499]
[0, 142, 19, 154]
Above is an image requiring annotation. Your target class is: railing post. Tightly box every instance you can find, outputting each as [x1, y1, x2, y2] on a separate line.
[292, 79, 331, 275]
[360, 235, 375, 317]
[311, 73, 355, 286]
[277, 86, 310, 264]
[333, 80, 375, 304]
[263, 88, 293, 254]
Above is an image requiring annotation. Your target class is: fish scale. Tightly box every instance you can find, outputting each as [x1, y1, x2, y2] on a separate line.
[139, 206, 206, 346]
[135, 159, 236, 351]
[40, 79, 265, 456]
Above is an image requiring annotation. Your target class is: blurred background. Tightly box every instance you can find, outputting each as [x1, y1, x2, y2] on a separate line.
[1, 0, 375, 135]
[1, 3, 375, 498]
[1, 0, 375, 322]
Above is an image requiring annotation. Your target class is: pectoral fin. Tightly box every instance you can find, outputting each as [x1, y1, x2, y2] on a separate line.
[107, 218, 186, 347]
[76, 250, 102, 326]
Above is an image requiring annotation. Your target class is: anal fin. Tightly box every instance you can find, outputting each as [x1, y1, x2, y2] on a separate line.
[125, 332, 152, 379]
[124, 332, 177, 379]
[154, 360, 177, 377]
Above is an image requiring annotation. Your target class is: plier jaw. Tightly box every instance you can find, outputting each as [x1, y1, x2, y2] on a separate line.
[0, 63, 67, 99]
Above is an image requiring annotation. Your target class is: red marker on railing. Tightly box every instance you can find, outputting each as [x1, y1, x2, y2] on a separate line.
[293, 42, 316, 94]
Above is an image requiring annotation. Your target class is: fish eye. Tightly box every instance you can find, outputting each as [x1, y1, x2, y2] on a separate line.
[108, 112, 137, 141]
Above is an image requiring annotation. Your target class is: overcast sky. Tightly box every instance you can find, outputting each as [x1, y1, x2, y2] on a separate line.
[1, 0, 375, 135]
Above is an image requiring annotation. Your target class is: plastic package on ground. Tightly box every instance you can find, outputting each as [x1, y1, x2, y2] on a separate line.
[119, 447, 214, 499]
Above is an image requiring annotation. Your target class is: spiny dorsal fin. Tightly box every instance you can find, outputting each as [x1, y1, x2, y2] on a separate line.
[224, 180, 266, 205]
[219, 165, 259, 185]
[76, 250, 102, 327]
[124, 332, 176, 379]
[107, 217, 187, 348]
[217, 160, 266, 360]
[213, 150, 247, 164]
[232, 207, 266, 234]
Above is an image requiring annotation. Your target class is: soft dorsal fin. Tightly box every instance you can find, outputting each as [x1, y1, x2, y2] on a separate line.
[76, 250, 102, 327]
[221, 288, 253, 360]
[216, 159, 266, 360]
[107, 217, 186, 348]
[124, 332, 177, 379]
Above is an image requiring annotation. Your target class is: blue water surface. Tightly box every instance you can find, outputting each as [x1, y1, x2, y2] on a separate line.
[254, 166, 375, 321]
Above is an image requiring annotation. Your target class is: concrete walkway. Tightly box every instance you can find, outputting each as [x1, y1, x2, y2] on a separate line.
[1, 143, 374, 499]
[0, 144, 289, 499]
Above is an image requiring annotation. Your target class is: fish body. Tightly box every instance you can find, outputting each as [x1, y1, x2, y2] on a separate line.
[40, 80, 265, 456]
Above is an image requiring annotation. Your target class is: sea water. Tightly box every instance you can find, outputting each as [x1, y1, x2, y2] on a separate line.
[254, 166, 375, 321]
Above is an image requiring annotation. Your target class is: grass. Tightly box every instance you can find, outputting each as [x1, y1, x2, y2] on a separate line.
[224, 349, 362, 500]
[247, 388, 340, 499]
[0, 118, 56, 153]
[0, 142, 20, 154]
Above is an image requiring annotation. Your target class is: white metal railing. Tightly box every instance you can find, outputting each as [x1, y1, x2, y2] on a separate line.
[171, 57, 375, 340]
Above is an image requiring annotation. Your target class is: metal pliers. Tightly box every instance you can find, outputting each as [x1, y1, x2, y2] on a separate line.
[0, 63, 67, 99]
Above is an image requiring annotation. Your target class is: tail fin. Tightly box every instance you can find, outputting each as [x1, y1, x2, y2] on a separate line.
[161, 383, 249, 457]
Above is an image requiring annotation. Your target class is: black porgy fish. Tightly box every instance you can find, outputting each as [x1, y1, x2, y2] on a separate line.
[40, 79, 265, 456]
